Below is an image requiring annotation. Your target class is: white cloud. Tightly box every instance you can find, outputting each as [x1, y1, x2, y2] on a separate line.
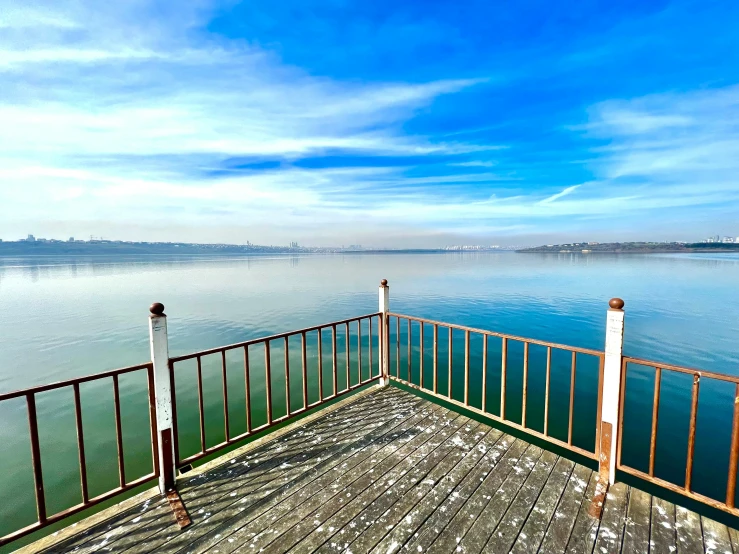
[1, 0, 737, 245]
[584, 86, 739, 181]
[539, 185, 580, 204]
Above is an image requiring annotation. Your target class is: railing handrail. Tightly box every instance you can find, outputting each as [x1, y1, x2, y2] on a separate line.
[0, 362, 153, 402]
[169, 312, 382, 363]
[387, 311, 604, 357]
[622, 355, 739, 384]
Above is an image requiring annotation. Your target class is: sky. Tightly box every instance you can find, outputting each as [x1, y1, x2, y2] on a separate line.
[0, 0, 738, 247]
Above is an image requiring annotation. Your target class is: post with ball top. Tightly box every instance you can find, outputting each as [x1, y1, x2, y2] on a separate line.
[379, 279, 390, 386]
[589, 297, 626, 518]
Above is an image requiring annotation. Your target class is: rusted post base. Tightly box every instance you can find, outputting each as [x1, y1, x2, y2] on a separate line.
[166, 489, 192, 529]
[588, 480, 609, 519]
[589, 420, 614, 518]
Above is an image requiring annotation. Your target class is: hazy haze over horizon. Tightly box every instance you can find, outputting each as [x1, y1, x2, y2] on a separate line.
[1, 0, 738, 247]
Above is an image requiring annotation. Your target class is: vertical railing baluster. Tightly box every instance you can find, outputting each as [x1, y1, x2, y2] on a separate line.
[595, 355, 604, 457]
[448, 327, 453, 399]
[568, 351, 576, 445]
[265, 341, 273, 424]
[112, 374, 126, 487]
[433, 324, 438, 394]
[318, 329, 323, 402]
[221, 350, 230, 441]
[345, 322, 350, 389]
[332, 325, 338, 396]
[544, 347, 551, 436]
[481, 335, 488, 413]
[726, 383, 739, 508]
[358, 320, 363, 383]
[168, 362, 179, 468]
[685, 374, 700, 492]
[420, 323, 424, 390]
[244, 346, 251, 434]
[197, 356, 206, 452]
[501, 338, 507, 419]
[616, 358, 628, 468]
[464, 330, 470, 405]
[26, 393, 46, 523]
[284, 336, 291, 416]
[375, 315, 380, 379]
[301, 333, 308, 410]
[146, 366, 159, 478]
[522, 342, 529, 428]
[649, 366, 661, 477]
[396, 316, 400, 378]
[367, 317, 374, 379]
[407, 318, 412, 384]
[72, 383, 89, 503]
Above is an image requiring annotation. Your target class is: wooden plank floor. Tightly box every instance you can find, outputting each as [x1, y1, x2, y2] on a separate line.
[27, 386, 738, 554]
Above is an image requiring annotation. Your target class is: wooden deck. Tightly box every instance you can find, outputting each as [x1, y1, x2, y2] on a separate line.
[21, 386, 739, 553]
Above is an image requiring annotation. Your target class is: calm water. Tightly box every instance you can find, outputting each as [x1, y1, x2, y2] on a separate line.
[1, 252, 738, 547]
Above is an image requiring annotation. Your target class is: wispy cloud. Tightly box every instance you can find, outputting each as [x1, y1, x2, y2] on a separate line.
[539, 185, 580, 204]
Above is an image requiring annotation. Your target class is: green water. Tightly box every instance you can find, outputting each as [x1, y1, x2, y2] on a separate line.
[0, 252, 738, 549]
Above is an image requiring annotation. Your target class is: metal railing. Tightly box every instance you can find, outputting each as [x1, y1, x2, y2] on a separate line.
[168, 314, 383, 467]
[617, 356, 739, 517]
[385, 313, 605, 462]
[2, 279, 739, 548]
[0, 363, 157, 547]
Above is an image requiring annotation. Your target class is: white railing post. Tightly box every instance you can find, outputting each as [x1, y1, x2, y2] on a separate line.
[590, 297, 625, 517]
[149, 302, 176, 493]
[601, 297, 625, 485]
[379, 279, 390, 386]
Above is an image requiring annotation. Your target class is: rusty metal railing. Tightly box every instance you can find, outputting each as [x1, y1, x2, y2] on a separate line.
[168, 313, 383, 467]
[3, 282, 738, 549]
[385, 312, 605, 462]
[617, 356, 739, 517]
[0, 363, 158, 547]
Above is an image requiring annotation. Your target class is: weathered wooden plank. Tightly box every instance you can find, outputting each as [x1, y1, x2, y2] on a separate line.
[205, 402, 453, 554]
[275, 416, 481, 554]
[50, 388, 403, 553]
[727, 526, 739, 554]
[538, 463, 594, 553]
[450, 444, 545, 554]
[147, 393, 427, 554]
[481, 450, 559, 553]
[369, 426, 504, 553]
[701, 516, 734, 554]
[424, 439, 532, 554]
[620, 488, 651, 554]
[401, 434, 519, 553]
[29, 387, 732, 554]
[100, 390, 421, 554]
[564, 467, 602, 554]
[675, 505, 704, 554]
[591, 482, 629, 554]
[510, 456, 575, 553]
[650, 496, 676, 554]
[356, 423, 491, 553]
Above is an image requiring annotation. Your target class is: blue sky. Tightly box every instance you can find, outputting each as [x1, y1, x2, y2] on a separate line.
[0, 0, 738, 247]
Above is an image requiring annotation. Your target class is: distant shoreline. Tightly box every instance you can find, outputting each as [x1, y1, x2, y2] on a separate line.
[516, 242, 739, 254]
[517, 249, 739, 254]
[0, 244, 511, 257]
